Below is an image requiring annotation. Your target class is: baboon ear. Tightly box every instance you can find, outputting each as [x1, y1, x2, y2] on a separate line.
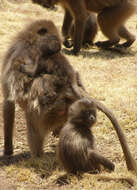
[38, 28, 48, 35]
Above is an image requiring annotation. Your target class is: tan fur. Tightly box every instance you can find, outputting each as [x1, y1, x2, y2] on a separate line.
[32, 0, 136, 54]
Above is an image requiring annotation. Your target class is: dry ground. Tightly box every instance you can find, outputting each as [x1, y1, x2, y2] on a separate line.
[0, 0, 137, 189]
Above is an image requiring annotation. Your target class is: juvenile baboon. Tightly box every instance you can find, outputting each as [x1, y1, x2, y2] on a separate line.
[31, 0, 136, 54]
[57, 98, 135, 186]
[57, 98, 115, 173]
[1, 19, 137, 175]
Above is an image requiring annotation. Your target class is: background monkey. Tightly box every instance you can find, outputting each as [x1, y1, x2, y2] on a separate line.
[32, 0, 136, 54]
[57, 98, 135, 186]
[63, 12, 98, 48]
[1, 18, 137, 175]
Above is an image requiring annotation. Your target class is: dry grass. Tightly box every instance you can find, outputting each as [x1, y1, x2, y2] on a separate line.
[0, 0, 137, 189]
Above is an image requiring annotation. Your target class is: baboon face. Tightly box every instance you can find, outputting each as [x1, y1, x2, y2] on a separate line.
[69, 98, 97, 128]
[36, 20, 61, 57]
[21, 19, 61, 57]
[17, 20, 62, 77]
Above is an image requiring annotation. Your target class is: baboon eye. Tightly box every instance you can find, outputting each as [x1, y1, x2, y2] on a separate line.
[38, 28, 48, 35]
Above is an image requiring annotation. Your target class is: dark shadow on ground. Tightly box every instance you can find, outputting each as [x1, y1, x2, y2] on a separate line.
[62, 46, 136, 60]
[0, 151, 56, 178]
[0, 151, 31, 166]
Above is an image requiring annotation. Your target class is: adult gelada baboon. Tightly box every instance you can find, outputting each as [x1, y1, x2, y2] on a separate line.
[57, 98, 135, 186]
[1, 19, 81, 157]
[63, 12, 98, 48]
[31, 0, 136, 54]
[1, 19, 137, 175]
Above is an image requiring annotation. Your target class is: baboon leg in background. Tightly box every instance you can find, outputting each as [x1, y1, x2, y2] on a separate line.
[96, 2, 135, 48]
[118, 25, 135, 47]
[71, 2, 88, 54]
[62, 9, 73, 39]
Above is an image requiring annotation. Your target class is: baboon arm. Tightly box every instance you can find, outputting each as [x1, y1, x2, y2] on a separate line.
[62, 9, 73, 38]
[67, 0, 88, 54]
[13, 53, 39, 77]
[76, 72, 85, 90]
[88, 150, 114, 171]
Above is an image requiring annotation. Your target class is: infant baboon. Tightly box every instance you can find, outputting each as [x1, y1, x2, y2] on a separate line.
[57, 98, 115, 173]
[1, 19, 137, 175]
[64, 12, 98, 48]
[25, 74, 74, 156]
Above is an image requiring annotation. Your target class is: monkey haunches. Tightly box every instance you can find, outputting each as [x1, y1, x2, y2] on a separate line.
[32, 0, 136, 54]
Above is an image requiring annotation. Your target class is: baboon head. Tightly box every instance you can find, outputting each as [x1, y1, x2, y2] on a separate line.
[13, 19, 62, 77]
[19, 19, 61, 57]
[68, 98, 97, 128]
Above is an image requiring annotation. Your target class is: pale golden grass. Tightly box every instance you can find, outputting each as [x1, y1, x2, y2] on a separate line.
[0, 0, 137, 189]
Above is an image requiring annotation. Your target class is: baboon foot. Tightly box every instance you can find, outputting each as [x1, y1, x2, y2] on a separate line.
[63, 39, 73, 48]
[95, 40, 119, 48]
[4, 148, 13, 156]
[108, 162, 115, 171]
[115, 38, 135, 48]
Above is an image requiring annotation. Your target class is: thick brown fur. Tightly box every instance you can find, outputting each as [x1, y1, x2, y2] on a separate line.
[1, 19, 137, 176]
[57, 98, 135, 186]
[57, 98, 115, 173]
[1, 19, 81, 157]
[32, 0, 136, 54]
